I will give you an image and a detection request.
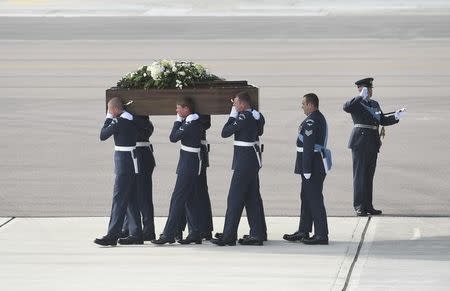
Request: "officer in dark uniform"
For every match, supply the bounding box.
[152,97,203,245]
[211,91,265,246]
[120,115,156,243]
[214,109,268,243]
[176,114,214,241]
[284,93,329,245]
[343,78,405,216]
[94,97,143,246]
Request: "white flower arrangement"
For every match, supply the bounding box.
[117,60,221,89]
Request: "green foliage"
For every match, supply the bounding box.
[116,61,222,89]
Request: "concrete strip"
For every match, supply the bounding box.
[0,217,360,291]
[330,217,369,291]
[347,217,450,290]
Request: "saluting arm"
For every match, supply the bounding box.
[100,118,118,141]
[343,96,363,113]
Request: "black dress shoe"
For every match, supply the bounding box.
[355,209,368,217]
[201,232,213,240]
[178,234,202,245]
[242,233,268,242]
[238,236,263,246]
[366,208,382,215]
[94,235,118,246]
[214,232,223,239]
[210,238,236,246]
[143,233,156,241]
[118,231,129,239]
[283,231,310,242]
[302,236,329,245]
[118,236,144,245]
[151,234,175,245]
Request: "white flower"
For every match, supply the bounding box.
[175,79,183,89]
[149,62,163,80]
[143,73,147,77]
[178,71,186,76]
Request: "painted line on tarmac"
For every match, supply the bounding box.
[341,216,371,291]
[0,217,15,228]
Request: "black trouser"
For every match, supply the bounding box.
[107,174,142,237]
[352,149,378,211]
[163,171,199,239]
[298,173,328,237]
[246,175,267,238]
[222,169,265,242]
[122,168,155,237]
[178,165,213,235]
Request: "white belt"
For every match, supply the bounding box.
[354,124,378,130]
[180,145,202,175]
[201,140,208,146]
[114,146,135,151]
[114,146,138,174]
[296,147,320,153]
[136,142,151,147]
[181,145,201,153]
[234,141,257,147]
[234,141,262,168]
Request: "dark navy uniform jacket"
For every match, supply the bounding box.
[222,110,260,173]
[134,115,156,174]
[100,112,137,175]
[199,114,211,168]
[295,110,327,175]
[343,96,398,152]
[170,115,202,175]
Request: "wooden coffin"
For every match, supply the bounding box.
[105,81,258,115]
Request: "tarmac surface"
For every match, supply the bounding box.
[1,15,450,217]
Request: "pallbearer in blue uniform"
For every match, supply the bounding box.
[152,97,203,245]
[215,109,268,243]
[176,114,214,241]
[211,91,265,246]
[284,93,329,245]
[343,78,406,216]
[119,115,156,243]
[94,97,142,246]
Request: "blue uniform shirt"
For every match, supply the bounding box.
[295,110,327,175]
[343,95,398,152]
[222,110,260,173]
[100,111,137,175]
[170,114,202,175]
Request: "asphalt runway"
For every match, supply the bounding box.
[1,16,449,217]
